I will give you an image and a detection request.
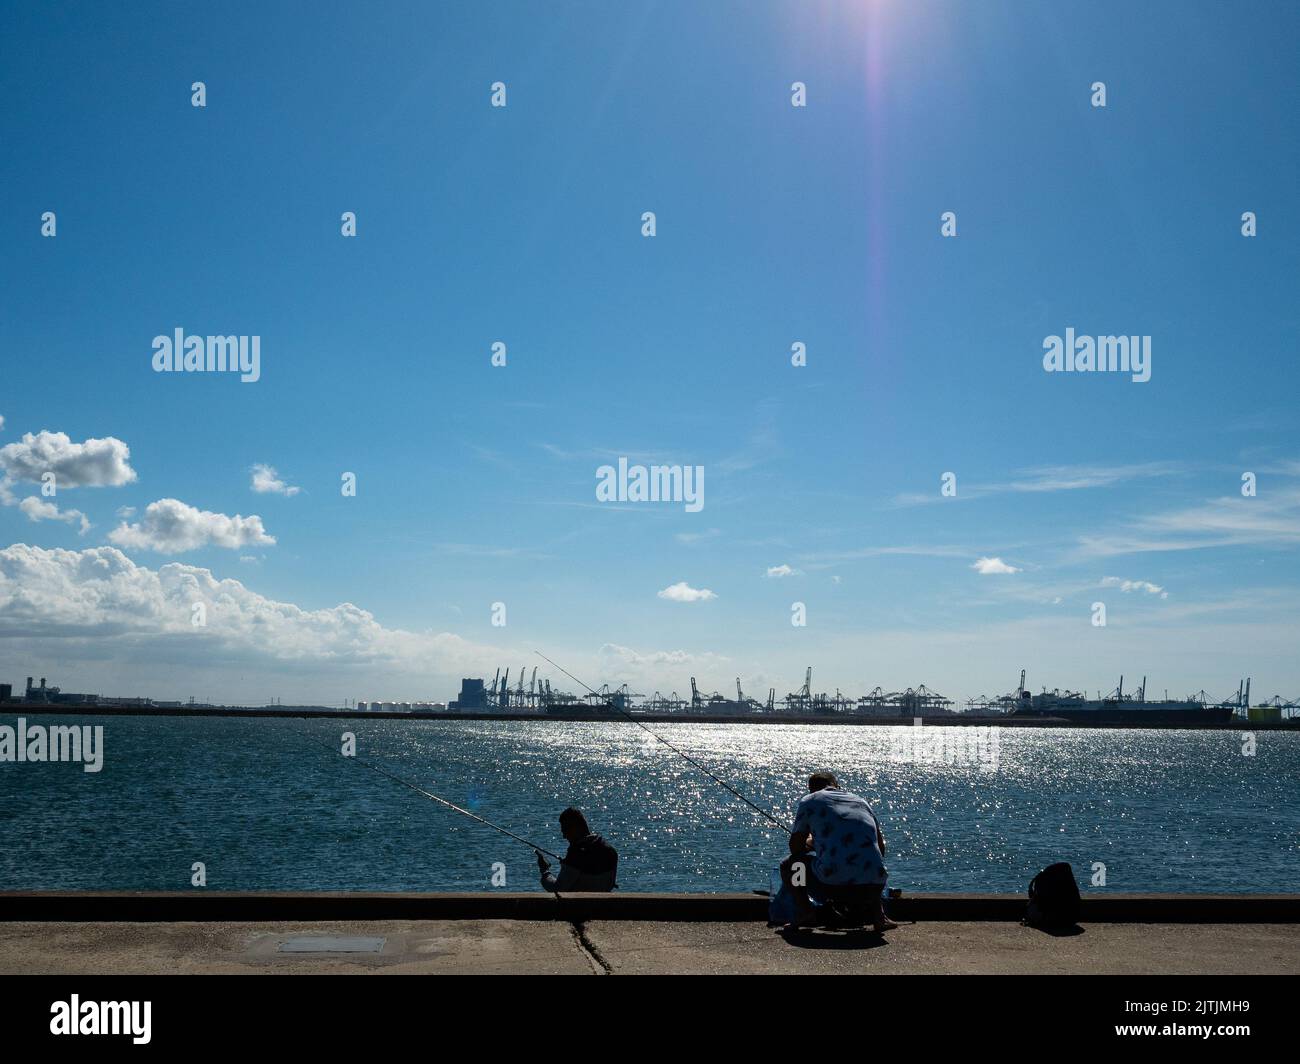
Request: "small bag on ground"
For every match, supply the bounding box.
[1025,862,1081,927]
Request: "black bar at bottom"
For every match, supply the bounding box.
[0,974,1290,1050]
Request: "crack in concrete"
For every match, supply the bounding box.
[569,921,611,975]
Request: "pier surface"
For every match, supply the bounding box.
[1,893,1296,975]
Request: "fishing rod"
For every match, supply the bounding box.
[294,728,561,860]
[534,651,791,833]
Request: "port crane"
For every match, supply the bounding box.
[785,667,813,713]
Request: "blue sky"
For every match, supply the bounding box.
[1,1,1298,706]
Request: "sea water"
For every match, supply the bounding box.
[0,715,1295,893]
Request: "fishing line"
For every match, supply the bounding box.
[534,651,791,833]
[293,728,561,860]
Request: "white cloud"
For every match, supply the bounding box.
[1003,463,1180,494]
[1101,576,1168,598]
[0,415,5,432]
[971,557,1020,575]
[675,528,721,544]
[892,462,1181,507]
[597,643,729,670]
[765,564,802,578]
[1076,488,1300,559]
[591,643,734,696]
[0,430,137,488]
[0,544,489,670]
[657,581,717,603]
[18,496,91,535]
[250,463,301,497]
[108,498,275,554]
[116,506,136,519]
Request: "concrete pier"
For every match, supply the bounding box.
[1,893,1296,975]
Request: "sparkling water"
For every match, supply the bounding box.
[1,715,1295,893]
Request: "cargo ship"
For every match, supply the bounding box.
[1003,670,1236,724]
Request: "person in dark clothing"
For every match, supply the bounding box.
[537,807,618,892]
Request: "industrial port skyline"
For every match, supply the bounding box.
[5,667,1293,722]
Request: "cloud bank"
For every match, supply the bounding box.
[0,544,481,669]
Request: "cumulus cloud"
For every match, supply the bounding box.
[657,581,717,603]
[1101,576,1168,598]
[971,556,1020,575]
[250,463,301,497]
[108,498,275,554]
[0,544,493,671]
[18,496,91,535]
[0,430,137,488]
[765,564,801,578]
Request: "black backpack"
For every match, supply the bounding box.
[1025,862,1081,927]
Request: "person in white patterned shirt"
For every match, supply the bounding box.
[786,771,896,930]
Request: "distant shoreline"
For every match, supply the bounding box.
[5,704,1295,730]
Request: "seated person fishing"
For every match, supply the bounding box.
[784,771,896,931]
[536,807,618,892]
